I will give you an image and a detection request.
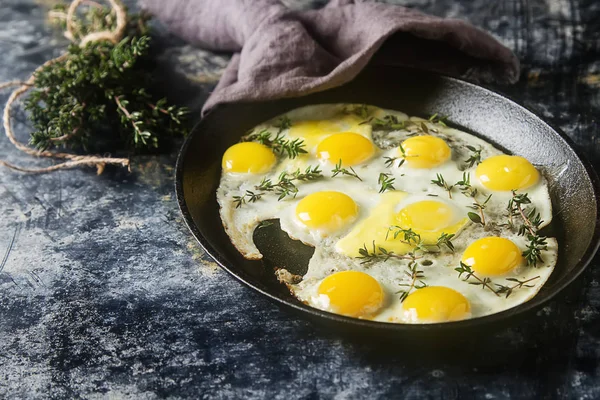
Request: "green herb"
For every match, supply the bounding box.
[387,227,455,254]
[357,242,417,264]
[232,190,263,208]
[436,233,455,252]
[386,226,422,245]
[495,276,541,298]
[506,191,547,267]
[331,159,362,181]
[420,122,430,134]
[455,262,499,296]
[256,166,323,201]
[464,145,482,167]
[246,130,307,159]
[431,173,454,198]
[367,115,406,131]
[344,104,371,119]
[274,116,292,133]
[23,4,188,153]
[378,172,396,193]
[428,113,448,127]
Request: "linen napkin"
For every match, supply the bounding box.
[140,0,520,114]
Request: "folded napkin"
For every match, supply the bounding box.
[140,0,520,114]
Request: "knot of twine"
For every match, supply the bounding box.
[0,0,130,174]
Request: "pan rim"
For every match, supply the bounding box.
[175,68,600,332]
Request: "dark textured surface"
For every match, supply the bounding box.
[1,0,599,399]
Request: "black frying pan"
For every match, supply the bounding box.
[175,66,600,341]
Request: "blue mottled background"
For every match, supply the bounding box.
[1,0,600,398]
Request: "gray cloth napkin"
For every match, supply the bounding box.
[141,0,520,114]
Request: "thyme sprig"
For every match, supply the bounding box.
[246,130,307,159]
[344,104,371,119]
[257,166,323,200]
[366,115,407,132]
[464,145,482,168]
[495,276,541,298]
[386,227,455,253]
[507,191,547,267]
[363,114,442,136]
[274,116,292,133]
[384,143,408,168]
[455,262,499,296]
[378,172,396,193]
[232,190,263,208]
[431,173,454,198]
[357,241,419,264]
[428,113,448,127]
[456,172,491,226]
[331,159,362,181]
[397,260,428,302]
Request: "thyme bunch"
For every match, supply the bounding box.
[23,2,189,153]
[331,160,362,181]
[232,165,323,207]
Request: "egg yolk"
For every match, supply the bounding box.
[394,200,466,244]
[295,191,358,232]
[287,116,371,150]
[400,135,451,169]
[222,142,276,174]
[316,132,375,166]
[461,237,523,276]
[402,286,471,322]
[318,271,384,318]
[475,155,539,191]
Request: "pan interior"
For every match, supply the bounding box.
[178,66,599,328]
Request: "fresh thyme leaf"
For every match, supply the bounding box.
[274,116,292,133]
[384,156,403,168]
[378,172,396,193]
[436,232,455,252]
[331,159,362,181]
[420,122,429,134]
[467,212,483,225]
[431,173,454,198]
[428,113,448,127]
[387,226,421,244]
[464,145,482,167]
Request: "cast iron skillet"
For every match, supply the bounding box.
[175,66,600,340]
